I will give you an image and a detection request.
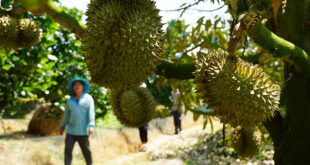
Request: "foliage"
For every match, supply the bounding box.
[0,6,109,118]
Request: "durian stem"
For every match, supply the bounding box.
[44,0,86,38]
[246,22,310,73]
[227,22,246,54]
[156,59,196,79]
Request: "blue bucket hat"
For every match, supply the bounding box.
[68,77,90,96]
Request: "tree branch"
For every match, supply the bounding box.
[263,111,283,147]
[156,59,195,79]
[240,51,273,64]
[44,0,86,38]
[189,5,225,12]
[161,0,203,12]
[11,0,18,16]
[246,22,310,73]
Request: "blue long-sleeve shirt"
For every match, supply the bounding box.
[61,93,95,136]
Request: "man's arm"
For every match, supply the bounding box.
[60,103,70,135]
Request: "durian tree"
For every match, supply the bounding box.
[1,0,310,164]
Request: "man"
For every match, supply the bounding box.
[138,124,148,152]
[171,87,184,134]
[59,77,95,165]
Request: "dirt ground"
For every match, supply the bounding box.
[0,113,221,165]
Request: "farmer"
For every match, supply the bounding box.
[138,124,148,152]
[171,87,184,134]
[59,77,95,165]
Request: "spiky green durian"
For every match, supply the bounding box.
[18,18,43,48]
[231,126,262,158]
[109,87,157,127]
[82,0,163,89]
[0,16,18,50]
[194,50,280,127]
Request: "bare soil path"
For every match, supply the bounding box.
[0,113,221,165]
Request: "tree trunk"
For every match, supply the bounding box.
[274,68,310,164]
[272,0,310,164]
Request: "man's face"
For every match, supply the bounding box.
[73,81,84,95]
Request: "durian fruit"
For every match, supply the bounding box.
[231,126,262,158]
[0,16,19,50]
[109,87,157,127]
[194,50,280,127]
[19,0,48,15]
[82,0,163,90]
[17,18,43,48]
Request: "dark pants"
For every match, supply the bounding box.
[138,124,148,144]
[65,134,92,165]
[172,110,182,134]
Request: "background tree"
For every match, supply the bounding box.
[0,0,109,132]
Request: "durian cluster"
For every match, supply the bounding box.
[0,16,42,50]
[109,87,157,128]
[231,126,262,158]
[82,0,163,90]
[194,50,280,128]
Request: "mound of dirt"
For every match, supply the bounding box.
[27,106,63,136]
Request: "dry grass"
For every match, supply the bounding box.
[31,150,54,165]
[0,112,212,165]
[0,119,28,134]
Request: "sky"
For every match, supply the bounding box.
[59,0,231,26]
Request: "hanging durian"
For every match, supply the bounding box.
[18,18,43,48]
[231,126,261,158]
[109,87,157,127]
[194,50,280,127]
[82,0,163,89]
[0,16,42,50]
[0,16,19,50]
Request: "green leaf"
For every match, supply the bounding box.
[193,112,201,121]
[2,64,11,70]
[205,20,212,31]
[22,87,32,92]
[12,55,20,61]
[202,115,208,130]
